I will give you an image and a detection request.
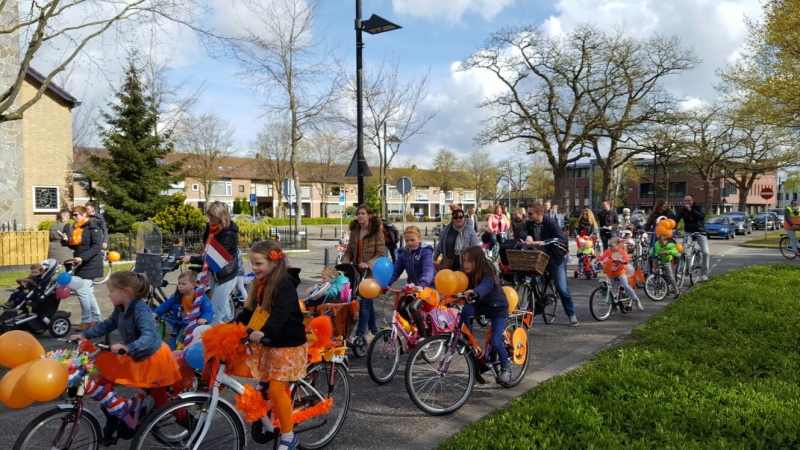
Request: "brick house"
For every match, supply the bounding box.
[0,67,80,229]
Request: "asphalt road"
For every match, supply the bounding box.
[0,233,787,449]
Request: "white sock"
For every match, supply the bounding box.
[278,431,296,450]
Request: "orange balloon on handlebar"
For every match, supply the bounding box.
[435,269,458,296]
[107,251,121,262]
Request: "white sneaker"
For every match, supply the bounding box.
[699,275,709,282]
[569,315,579,327]
[635,299,644,311]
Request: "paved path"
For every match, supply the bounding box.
[0,236,789,449]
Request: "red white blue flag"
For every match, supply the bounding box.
[204,235,233,273]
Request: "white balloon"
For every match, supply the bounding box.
[68,277,85,290]
[185,324,211,350]
[625,264,635,277]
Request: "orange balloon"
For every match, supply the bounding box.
[656,226,669,238]
[675,244,684,253]
[503,286,519,313]
[453,271,469,294]
[0,360,36,408]
[0,331,45,368]
[667,219,676,229]
[23,358,68,402]
[435,269,458,296]
[358,279,382,299]
[107,251,121,262]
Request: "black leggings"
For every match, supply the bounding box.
[397,296,427,338]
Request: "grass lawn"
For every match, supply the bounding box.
[0,263,135,288]
[741,230,785,248]
[439,264,800,450]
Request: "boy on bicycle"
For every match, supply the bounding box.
[652,234,680,299]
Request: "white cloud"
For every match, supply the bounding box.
[392,0,515,23]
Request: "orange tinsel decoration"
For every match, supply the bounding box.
[201,322,249,363]
[273,397,334,428]
[235,384,268,422]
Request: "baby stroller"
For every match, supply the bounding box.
[0,259,72,338]
[574,235,597,279]
[305,263,365,357]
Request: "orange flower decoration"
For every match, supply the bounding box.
[269,250,283,261]
[235,384,268,422]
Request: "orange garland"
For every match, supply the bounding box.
[235,384,268,422]
[202,322,249,363]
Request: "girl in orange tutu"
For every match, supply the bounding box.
[234,240,307,450]
[70,271,182,446]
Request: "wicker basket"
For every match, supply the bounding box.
[505,250,550,275]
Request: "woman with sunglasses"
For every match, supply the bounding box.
[69,206,104,331]
[433,209,480,271]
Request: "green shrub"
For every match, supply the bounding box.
[149,203,206,234]
[267,218,343,226]
[38,220,54,231]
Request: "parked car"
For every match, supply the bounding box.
[722,212,752,235]
[705,216,736,240]
[753,212,779,230]
[769,208,787,228]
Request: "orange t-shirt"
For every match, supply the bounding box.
[600,248,629,278]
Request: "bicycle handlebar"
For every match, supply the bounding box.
[242,328,271,347]
[62,339,127,356]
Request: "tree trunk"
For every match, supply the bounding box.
[552,166,568,211]
[703,178,716,214]
[734,175,755,212]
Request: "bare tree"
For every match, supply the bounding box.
[174,113,238,209]
[463,149,498,211]
[300,132,351,217]
[252,122,294,218]
[226,0,338,231]
[526,154,554,203]
[333,57,437,214]
[497,156,530,207]
[141,54,206,139]
[0,0,206,122]
[432,149,462,195]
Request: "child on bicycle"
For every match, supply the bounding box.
[596,237,643,311]
[653,233,681,299]
[386,226,435,339]
[304,265,349,307]
[152,271,213,344]
[235,240,306,450]
[461,245,511,386]
[3,263,43,309]
[70,271,183,446]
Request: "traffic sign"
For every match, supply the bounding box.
[339,192,345,205]
[396,177,412,195]
[249,193,257,207]
[760,187,774,200]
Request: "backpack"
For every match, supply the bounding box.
[382,221,399,245]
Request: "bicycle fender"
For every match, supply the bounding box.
[55,404,103,431]
[176,392,247,429]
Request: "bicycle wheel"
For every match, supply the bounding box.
[541,279,558,324]
[645,274,668,301]
[780,236,797,260]
[688,254,703,285]
[589,286,613,321]
[502,318,529,387]
[14,406,102,450]
[515,283,532,312]
[405,336,475,416]
[295,362,351,450]
[367,329,401,385]
[131,396,245,450]
[674,257,686,289]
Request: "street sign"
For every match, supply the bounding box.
[339,192,345,205]
[282,178,296,204]
[761,188,774,200]
[396,177,412,195]
[345,152,372,177]
[249,193,257,207]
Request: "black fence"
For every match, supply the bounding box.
[0,220,21,232]
[107,227,308,261]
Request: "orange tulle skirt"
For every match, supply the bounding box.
[93,343,183,388]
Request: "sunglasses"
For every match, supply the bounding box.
[453,215,465,219]
[71,213,80,217]
[527,213,536,216]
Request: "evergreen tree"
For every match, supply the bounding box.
[84,61,181,232]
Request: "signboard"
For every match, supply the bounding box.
[345,152,372,177]
[396,177,412,195]
[282,178,296,204]
[249,193,257,207]
[339,192,345,206]
[760,188,774,200]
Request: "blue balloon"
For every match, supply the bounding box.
[184,342,205,370]
[372,257,393,288]
[56,272,72,286]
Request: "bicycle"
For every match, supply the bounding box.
[505,239,564,325]
[13,340,188,450]
[630,230,652,288]
[589,275,635,321]
[644,262,671,301]
[673,232,704,287]
[366,286,456,385]
[132,327,351,450]
[403,293,532,416]
[779,233,798,260]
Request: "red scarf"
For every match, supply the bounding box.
[208,223,221,238]
[69,218,89,246]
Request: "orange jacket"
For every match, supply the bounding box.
[599,248,629,278]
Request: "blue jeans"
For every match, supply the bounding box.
[356,298,378,337]
[75,277,102,324]
[788,229,798,253]
[460,303,509,366]
[683,234,710,276]
[208,276,236,325]
[548,258,576,317]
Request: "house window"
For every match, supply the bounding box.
[325,203,343,215]
[33,186,59,212]
[669,182,688,198]
[387,186,402,200]
[210,181,232,196]
[721,183,737,197]
[416,190,429,201]
[329,186,341,196]
[349,188,355,195]
[639,183,655,199]
[446,190,454,201]
[238,185,245,192]
[464,190,475,201]
[584,187,590,198]
[432,190,438,197]
[301,187,311,198]
[192,184,199,191]
[255,184,273,197]
[387,203,403,214]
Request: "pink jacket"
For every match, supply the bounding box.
[485,214,509,235]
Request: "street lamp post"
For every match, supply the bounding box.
[382,122,401,215]
[353,1,401,206]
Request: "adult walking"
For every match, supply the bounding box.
[676,195,709,282]
[85,201,108,250]
[485,205,509,245]
[69,206,103,331]
[433,208,480,272]
[48,210,73,262]
[575,208,598,238]
[784,200,800,257]
[596,201,619,252]
[518,202,579,327]
[341,204,386,340]
[549,203,565,230]
[619,208,633,232]
[509,208,526,241]
[181,201,239,325]
[644,199,676,231]
[466,207,479,233]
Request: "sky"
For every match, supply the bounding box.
[39,0,764,168]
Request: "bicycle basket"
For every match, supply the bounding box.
[505,250,550,275]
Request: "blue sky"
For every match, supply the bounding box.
[51,0,763,166]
